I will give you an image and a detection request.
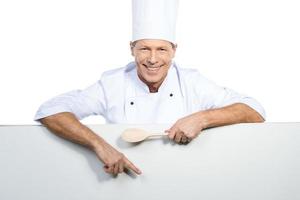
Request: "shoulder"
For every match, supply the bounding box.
[175,63,210,84]
[100,62,135,83]
[101,67,125,80]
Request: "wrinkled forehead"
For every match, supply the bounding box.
[132,39,175,48]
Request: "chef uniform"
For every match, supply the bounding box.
[34,0,266,123]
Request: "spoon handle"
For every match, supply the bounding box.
[148,132,168,137]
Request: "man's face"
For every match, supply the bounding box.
[131,39,176,91]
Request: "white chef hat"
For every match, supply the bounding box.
[132,0,179,44]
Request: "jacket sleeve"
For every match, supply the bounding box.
[34,80,107,121]
[193,72,266,119]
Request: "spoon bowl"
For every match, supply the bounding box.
[121,128,167,143]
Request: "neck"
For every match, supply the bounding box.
[137,74,164,93]
[146,80,164,93]
[148,84,160,93]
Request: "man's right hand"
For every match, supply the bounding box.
[92,140,142,176]
[40,112,141,176]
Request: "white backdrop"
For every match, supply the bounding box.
[0,0,299,124]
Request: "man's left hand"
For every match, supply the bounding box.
[165,112,206,144]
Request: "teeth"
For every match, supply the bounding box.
[145,65,160,71]
[147,67,159,71]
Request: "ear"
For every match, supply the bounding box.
[171,43,177,58]
[130,41,135,56]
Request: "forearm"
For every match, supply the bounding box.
[40,112,105,150]
[40,112,141,175]
[199,103,264,129]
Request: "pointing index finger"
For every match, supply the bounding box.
[124,158,142,175]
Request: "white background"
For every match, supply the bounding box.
[0,0,299,124]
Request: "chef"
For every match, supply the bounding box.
[35,0,265,176]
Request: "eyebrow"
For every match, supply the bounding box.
[137,45,171,49]
[132,41,175,49]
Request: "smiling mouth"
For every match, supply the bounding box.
[143,64,162,72]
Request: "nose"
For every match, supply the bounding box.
[147,51,158,65]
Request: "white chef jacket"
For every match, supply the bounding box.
[34,62,266,124]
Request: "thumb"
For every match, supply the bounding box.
[167,128,177,140]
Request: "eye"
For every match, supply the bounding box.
[159,48,167,51]
[139,47,148,51]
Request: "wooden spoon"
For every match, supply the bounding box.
[121,128,167,143]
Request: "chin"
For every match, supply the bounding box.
[144,78,160,85]
[138,69,166,86]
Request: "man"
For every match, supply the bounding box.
[35,0,265,176]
